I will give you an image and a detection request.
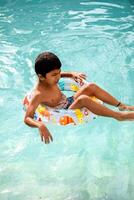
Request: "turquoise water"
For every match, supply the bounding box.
[0,0,134,199]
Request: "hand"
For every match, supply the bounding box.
[71,72,86,82]
[38,123,53,144]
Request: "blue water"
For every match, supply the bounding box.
[0,0,134,199]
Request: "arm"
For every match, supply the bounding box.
[24,94,53,144]
[61,71,73,78]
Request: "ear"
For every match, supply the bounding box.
[38,74,45,81]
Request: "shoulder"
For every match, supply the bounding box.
[31,90,42,103]
[32,90,41,100]
[24,90,42,117]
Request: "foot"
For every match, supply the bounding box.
[118,103,134,111]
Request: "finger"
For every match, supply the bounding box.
[80,74,86,79]
[74,77,79,82]
[77,77,83,81]
[45,138,47,144]
[39,131,44,142]
[74,77,81,83]
[50,134,53,142]
[81,73,86,77]
[47,140,50,144]
[45,138,50,144]
[41,135,43,142]
[80,73,85,75]
[77,76,82,80]
[82,75,86,79]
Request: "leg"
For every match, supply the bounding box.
[74,83,134,111]
[69,95,134,121]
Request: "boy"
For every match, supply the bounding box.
[24,52,134,144]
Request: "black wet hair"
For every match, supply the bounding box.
[35,52,61,77]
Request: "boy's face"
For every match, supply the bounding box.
[45,69,61,85]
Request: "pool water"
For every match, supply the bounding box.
[0,0,134,199]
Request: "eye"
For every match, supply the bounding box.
[52,73,60,76]
[52,70,61,76]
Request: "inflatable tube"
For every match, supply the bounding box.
[23,78,102,125]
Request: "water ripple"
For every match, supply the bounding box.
[13,28,33,35]
[80,2,124,9]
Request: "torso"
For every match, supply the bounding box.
[34,84,66,108]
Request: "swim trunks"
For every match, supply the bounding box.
[64,96,74,109]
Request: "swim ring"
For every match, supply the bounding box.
[23,78,102,125]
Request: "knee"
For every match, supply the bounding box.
[88,83,98,92]
[77,95,91,105]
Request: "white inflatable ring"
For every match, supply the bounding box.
[23,78,102,125]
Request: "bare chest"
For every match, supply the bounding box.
[41,88,62,107]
